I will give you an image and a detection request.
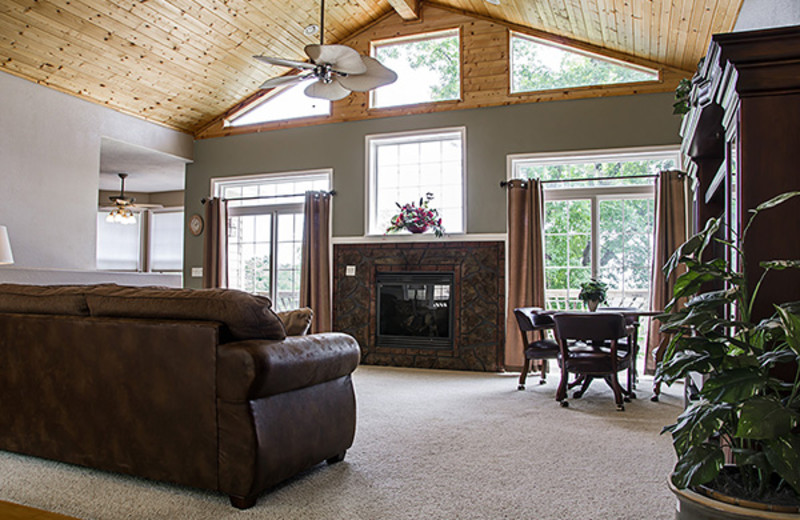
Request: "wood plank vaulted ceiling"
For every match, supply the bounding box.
[0,0,743,135]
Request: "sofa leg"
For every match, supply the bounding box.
[326,450,346,464]
[229,494,257,509]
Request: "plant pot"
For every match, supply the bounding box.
[406,223,430,234]
[669,479,800,520]
[586,299,600,312]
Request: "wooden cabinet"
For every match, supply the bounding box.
[681,25,800,321]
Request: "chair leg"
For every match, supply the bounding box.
[556,368,569,406]
[573,376,592,399]
[609,373,625,411]
[651,380,661,402]
[518,359,531,390]
[539,360,548,384]
[625,364,636,401]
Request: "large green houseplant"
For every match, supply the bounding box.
[657,191,800,515]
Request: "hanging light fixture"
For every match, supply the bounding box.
[106,206,137,225]
[106,173,137,225]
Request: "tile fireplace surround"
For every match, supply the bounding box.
[333,241,505,372]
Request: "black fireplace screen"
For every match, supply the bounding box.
[376,272,454,348]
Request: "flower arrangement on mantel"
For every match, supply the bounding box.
[386,193,445,237]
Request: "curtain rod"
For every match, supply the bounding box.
[201,190,336,204]
[500,174,659,188]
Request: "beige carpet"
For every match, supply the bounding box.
[0,366,684,519]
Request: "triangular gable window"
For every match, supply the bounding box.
[228,81,331,127]
[510,32,659,94]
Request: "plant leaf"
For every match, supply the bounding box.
[734,449,771,475]
[758,349,798,368]
[736,396,797,440]
[765,435,800,495]
[775,305,800,355]
[754,191,800,212]
[761,260,800,271]
[657,339,727,382]
[699,367,765,403]
[663,218,720,278]
[665,400,731,456]
[671,442,724,489]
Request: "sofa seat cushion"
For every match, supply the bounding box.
[86,286,286,341]
[216,333,361,401]
[0,284,90,316]
[276,308,313,336]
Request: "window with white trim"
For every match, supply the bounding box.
[227,81,331,127]
[367,128,465,236]
[96,208,184,272]
[213,171,330,311]
[510,32,659,94]
[510,147,679,310]
[371,30,460,108]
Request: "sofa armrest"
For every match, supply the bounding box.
[217,333,360,401]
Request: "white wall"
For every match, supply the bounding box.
[0,71,193,276]
[734,0,800,31]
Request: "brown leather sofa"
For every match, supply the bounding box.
[0,283,360,509]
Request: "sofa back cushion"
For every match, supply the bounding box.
[0,284,90,316]
[86,286,286,341]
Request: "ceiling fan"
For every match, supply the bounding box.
[101,173,161,224]
[253,0,397,101]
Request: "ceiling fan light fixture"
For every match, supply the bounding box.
[106,172,137,225]
[106,207,137,225]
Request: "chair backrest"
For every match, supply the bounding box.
[552,312,627,343]
[599,307,638,325]
[513,307,554,333]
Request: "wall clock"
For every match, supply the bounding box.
[189,214,204,236]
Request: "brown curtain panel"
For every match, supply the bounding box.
[300,191,332,333]
[202,197,228,289]
[505,179,546,368]
[645,170,688,374]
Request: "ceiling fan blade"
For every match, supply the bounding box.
[258,74,310,90]
[304,79,351,101]
[305,44,367,74]
[253,55,315,70]
[337,56,398,92]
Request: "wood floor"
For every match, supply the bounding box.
[0,501,78,520]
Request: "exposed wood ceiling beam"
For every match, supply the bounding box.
[387,0,420,20]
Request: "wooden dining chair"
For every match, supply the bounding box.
[598,306,639,398]
[552,312,633,411]
[513,307,560,390]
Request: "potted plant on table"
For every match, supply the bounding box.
[657,192,800,518]
[386,192,445,237]
[578,279,608,311]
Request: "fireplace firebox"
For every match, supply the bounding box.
[376,272,454,348]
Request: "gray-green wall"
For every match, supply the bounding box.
[184,92,681,287]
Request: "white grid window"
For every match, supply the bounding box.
[510,147,679,310]
[214,171,330,311]
[367,128,465,236]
